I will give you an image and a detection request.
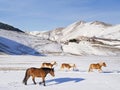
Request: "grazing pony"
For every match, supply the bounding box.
[88,62,106,72]
[41,61,57,68]
[60,63,76,71]
[23,67,55,86]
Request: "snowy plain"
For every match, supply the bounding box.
[0,55,120,90]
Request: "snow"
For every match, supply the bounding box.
[59,21,120,41]
[0,21,120,89]
[0,21,120,56]
[0,30,62,55]
[0,55,120,90]
[29,21,120,42]
[28,21,120,42]
[27,21,120,56]
[62,41,101,55]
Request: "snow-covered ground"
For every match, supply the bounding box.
[0,55,120,90]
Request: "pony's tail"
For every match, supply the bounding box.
[23,69,29,85]
[88,66,91,72]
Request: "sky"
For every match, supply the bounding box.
[0,0,120,31]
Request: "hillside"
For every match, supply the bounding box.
[0,29,62,55]
[0,22,24,33]
[29,21,120,56]
[0,21,120,56]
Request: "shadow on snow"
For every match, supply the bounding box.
[46,77,85,86]
[0,36,44,56]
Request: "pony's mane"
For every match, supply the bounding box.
[99,61,105,66]
[41,67,54,71]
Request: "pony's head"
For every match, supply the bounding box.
[51,61,57,65]
[49,68,55,77]
[102,62,107,67]
[99,62,106,67]
[51,61,57,68]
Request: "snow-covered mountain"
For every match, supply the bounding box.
[0,29,62,55]
[30,21,120,41]
[29,21,120,56]
[0,21,120,56]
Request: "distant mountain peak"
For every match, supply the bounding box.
[90,21,112,27]
[74,21,86,26]
[54,27,65,31]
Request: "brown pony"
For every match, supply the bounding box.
[60,63,76,70]
[23,67,55,86]
[41,61,57,68]
[88,62,106,72]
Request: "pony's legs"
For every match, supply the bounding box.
[68,68,71,71]
[40,77,46,86]
[32,77,36,84]
[42,77,45,86]
[25,75,30,85]
[88,66,93,72]
[39,77,45,86]
[98,69,102,72]
[60,66,63,70]
[88,68,92,72]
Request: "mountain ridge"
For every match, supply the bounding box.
[29,21,120,41]
[0,21,120,56]
[28,20,120,56]
[0,22,24,33]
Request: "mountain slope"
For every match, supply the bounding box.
[29,21,120,56]
[0,29,62,55]
[60,21,118,41]
[0,21,120,56]
[0,22,24,33]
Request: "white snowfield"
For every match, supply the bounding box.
[0,55,120,90]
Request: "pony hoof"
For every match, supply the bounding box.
[39,82,42,84]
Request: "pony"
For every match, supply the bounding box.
[60,63,76,71]
[88,62,106,72]
[23,67,55,86]
[41,61,57,68]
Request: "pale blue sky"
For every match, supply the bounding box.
[0,0,120,31]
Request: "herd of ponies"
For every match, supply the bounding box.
[23,61,107,86]
[41,61,106,72]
